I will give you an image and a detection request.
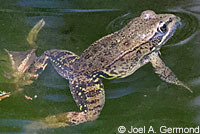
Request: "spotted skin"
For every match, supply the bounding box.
[28,49,105,127]
[47,50,78,79]
[101,40,156,78]
[28,49,78,80]
[26,10,192,128]
[42,75,105,128]
[68,76,104,123]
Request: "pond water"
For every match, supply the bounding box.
[0,0,200,133]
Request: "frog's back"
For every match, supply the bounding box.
[76,14,159,73]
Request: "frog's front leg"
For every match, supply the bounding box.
[149,52,193,93]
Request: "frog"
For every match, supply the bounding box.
[26,10,192,128]
[2,19,45,95]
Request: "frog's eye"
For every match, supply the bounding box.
[158,24,167,33]
[168,17,172,23]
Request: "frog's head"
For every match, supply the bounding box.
[123,10,182,52]
[139,10,182,49]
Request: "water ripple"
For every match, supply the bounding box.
[0,119,45,134]
[106,12,145,32]
[106,88,134,99]
[164,30,199,47]
[26,16,64,28]
[43,94,67,102]
[190,95,200,125]
[182,3,200,15]
[0,8,120,16]
[18,0,67,8]
[106,12,132,32]
[164,11,199,47]
[189,77,200,87]
[190,96,200,107]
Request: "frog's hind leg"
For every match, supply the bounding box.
[28,49,79,80]
[150,52,193,93]
[4,19,45,73]
[41,76,105,128]
[5,49,37,73]
[46,49,79,79]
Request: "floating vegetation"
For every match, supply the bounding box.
[0,90,10,101]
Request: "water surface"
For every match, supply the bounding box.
[0,0,200,133]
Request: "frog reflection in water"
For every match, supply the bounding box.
[11,10,193,128]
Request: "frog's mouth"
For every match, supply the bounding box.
[152,21,182,51]
[161,21,182,45]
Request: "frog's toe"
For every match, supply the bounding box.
[25,121,47,131]
[22,80,34,86]
[177,81,193,93]
[41,113,70,128]
[26,73,39,80]
[27,19,45,48]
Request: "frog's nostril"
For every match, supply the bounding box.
[169,17,172,22]
[176,21,183,28]
[175,16,181,22]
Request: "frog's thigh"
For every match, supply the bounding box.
[69,77,105,124]
[41,76,105,127]
[47,49,79,79]
[149,52,192,93]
